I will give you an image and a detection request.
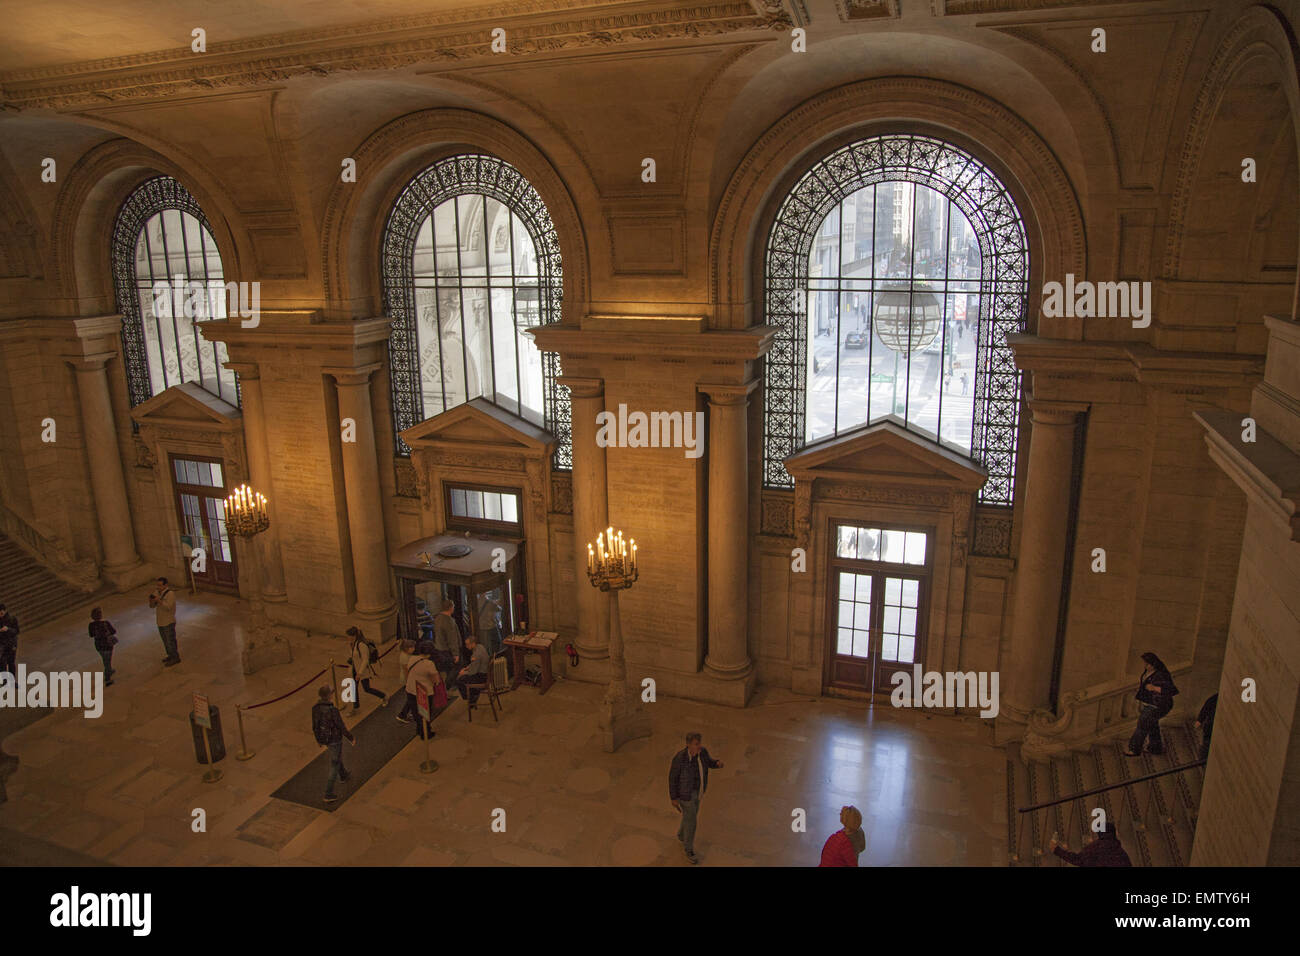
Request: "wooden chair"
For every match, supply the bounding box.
[466,655,505,723]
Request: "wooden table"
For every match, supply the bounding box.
[504,631,558,695]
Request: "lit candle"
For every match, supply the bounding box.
[631,540,637,573]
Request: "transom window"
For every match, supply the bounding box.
[111,176,238,408]
[764,134,1028,505]
[445,482,522,534]
[383,154,570,468]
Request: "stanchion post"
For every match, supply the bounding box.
[200,725,222,783]
[420,715,438,774]
[235,703,255,761]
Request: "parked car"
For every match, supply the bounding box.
[844,330,869,350]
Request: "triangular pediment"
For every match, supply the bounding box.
[785,417,987,491]
[401,398,555,458]
[129,382,241,430]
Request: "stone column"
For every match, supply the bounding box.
[559,375,610,661]
[327,364,396,628]
[67,353,143,584]
[225,364,286,603]
[699,381,758,690]
[1001,398,1088,727]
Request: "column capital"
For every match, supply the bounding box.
[64,351,116,373]
[698,379,759,406]
[1027,397,1089,426]
[557,374,604,399]
[324,363,382,387]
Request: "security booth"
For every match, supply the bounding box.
[391,533,525,660]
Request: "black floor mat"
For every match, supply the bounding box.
[270,692,454,812]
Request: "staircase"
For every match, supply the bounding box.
[0,532,105,630]
[1007,720,1206,866]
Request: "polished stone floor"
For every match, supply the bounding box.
[0,586,1007,866]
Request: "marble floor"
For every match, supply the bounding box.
[0,586,1008,866]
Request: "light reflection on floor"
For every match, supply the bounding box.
[0,588,1007,866]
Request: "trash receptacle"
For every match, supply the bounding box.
[189,705,226,764]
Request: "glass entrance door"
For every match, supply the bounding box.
[170,455,237,590]
[826,524,930,694]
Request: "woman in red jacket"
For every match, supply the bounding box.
[819,805,865,866]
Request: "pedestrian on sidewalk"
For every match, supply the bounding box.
[0,602,18,678]
[668,732,725,864]
[148,577,180,665]
[312,685,354,804]
[88,607,118,686]
[346,625,387,713]
[818,805,865,867]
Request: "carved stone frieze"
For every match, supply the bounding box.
[972,507,1013,557]
[818,482,951,510]
[1,2,790,110]
[761,493,795,537]
[550,471,573,515]
[393,458,420,499]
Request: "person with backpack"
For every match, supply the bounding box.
[312,685,354,804]
[1124,651,1179,757]
[88,607,118,686]
[346,625,387,713]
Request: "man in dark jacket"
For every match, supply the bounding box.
[0,603,18,678]
[1196,693,1218,761]
[433,599,462,686]
[1050,824,1132,867]
[668,732,724,864]
[312,686,354,804]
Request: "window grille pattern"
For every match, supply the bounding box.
[764,134,1028,504]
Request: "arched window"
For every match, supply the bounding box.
[382,153,569,466]
[763,134,1028,505]
[111,175,238,408]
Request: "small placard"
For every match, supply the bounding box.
[193,692,211,729]
[416,684,430,722]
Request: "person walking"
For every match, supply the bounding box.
[818,805,866,867]
[88,607,118,686]
[346,626,387,713]
[148,577,180,665]
[433,598,462,686]
[0,602,18,679]
[1050,824,1132,867]
[396,640,420,723]
[667,732,725,864]
[1196,693,1218,762]
[406,650,444,739]
[1124,651,1178,757]
[312,685,354,804]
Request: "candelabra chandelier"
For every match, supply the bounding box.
[587,526,638,592]
[225,483,269,538]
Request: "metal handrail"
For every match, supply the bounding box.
[1017,758,1206,814]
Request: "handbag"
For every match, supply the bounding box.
[433,681,449,710]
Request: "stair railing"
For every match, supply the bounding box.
[1012,756,1205,866]
[1022,661,1194,757]
[0,501,100,593]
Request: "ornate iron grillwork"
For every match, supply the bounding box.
[110,175,239,412]
[763,134,1028,505]
[381,153,569,468]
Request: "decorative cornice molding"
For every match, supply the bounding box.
[0,2,789,111]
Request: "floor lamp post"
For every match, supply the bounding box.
[587,526,651,753]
